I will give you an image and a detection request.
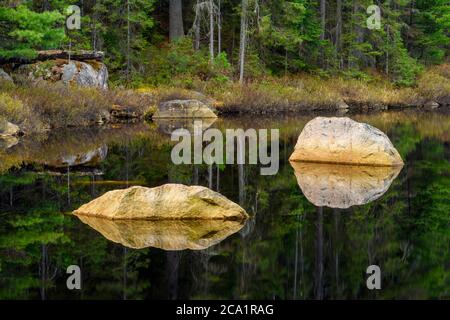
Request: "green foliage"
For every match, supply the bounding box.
[141,38,232,87]
[0,0,447,86]
[408,0,450,65]
[0,5,65,59]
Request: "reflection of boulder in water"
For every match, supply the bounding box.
[290,162,402,209]
[76,215,246,250]
[0,136,19,149]
[43,145,108,168]
[154,118,217,136]
[73,184,248,250]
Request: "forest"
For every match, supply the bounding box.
[0,0,448,87]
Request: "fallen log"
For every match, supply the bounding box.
[0,50,105,64]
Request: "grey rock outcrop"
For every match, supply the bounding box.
[0,68,13,83]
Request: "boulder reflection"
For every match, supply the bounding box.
[290,161,402,209]
[153,118,217,136]
[76,215,246,250]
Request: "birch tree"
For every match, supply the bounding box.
[239,0,248,84]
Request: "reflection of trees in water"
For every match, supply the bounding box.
[0,115,448,299]
[314,207,324,300]
[167,251,180,300]
[39,244,57,300]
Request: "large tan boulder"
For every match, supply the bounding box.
[289,117,404,166]
[291,162,402,209]
[76,216,245,250]
[74,184,248,220]
[153,100,217,118]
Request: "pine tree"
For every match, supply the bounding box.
[0,5,65,59]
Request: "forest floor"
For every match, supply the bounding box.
[1,64,449,135]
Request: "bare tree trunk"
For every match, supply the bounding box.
[217,0,222,55]
[92,0,97,51]
[126,0,131,83]
[320,0,326,66]
[239,0,248,84]
[194,1,200,50]
[335,0,342,68]
[385,25,390,75]
[320,0,326,41]
[169,0,184,41]
[209,0,215,62]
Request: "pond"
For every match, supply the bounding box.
[0,110,449,300]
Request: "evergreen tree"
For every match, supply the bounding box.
[0,4,65,59]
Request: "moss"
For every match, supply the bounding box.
[85,59,104,71]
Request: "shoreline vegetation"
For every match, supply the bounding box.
[1,63,450,135]
[1,1,449,136]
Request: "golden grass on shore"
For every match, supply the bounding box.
[138,64,450,113]
[1,64,449,135]
[0,82,154,133]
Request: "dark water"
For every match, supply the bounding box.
[0,110,448,300]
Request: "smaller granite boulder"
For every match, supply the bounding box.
[153,100,218,118]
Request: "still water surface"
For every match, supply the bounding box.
[0,110,448,299]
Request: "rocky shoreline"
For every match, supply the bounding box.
[1,50,449,140]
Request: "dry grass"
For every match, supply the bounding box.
[1,65,449,134]
[0,81,155,133]
[148,65,450,114]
